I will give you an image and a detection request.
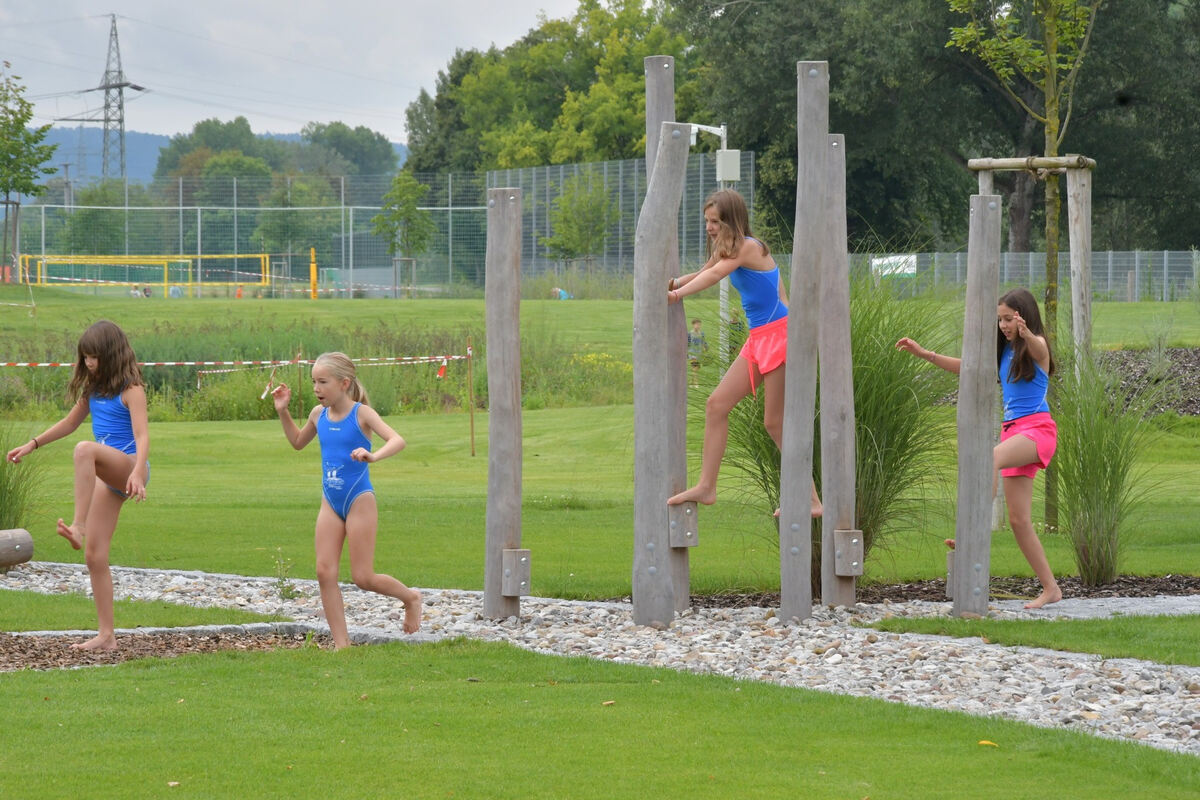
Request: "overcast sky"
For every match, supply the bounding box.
[1,0,583,144]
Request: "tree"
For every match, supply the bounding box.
[406,0,696,171]
[539,170,619,266]
[371,171,436,261]
[948,0,1103,347]
[301,122,397,176]
[0,62,57,270]
[948,1,1103,527]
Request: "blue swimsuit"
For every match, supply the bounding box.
[90,391,148,496]
[317,403,374,521]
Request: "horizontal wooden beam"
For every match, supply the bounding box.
[968,155,1095,172]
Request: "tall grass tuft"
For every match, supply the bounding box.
[0,424,46,536]
[718,276,958,584]
[1054,347,1170,585]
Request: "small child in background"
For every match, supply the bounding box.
[687,317,708,386]
[272,352,422,648]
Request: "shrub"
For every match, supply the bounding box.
[0,424,46,533]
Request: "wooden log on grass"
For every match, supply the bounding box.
[0,528,34,567]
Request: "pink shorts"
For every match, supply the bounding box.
[1000,411,1057,479]
[737,316,788,394]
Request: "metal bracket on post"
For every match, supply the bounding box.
[501,549,531,597]
[668,503,698,548]
[833,529,863,577]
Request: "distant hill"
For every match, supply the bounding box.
[37,127,409,185]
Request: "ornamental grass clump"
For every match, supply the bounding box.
[1054,347,1170,585]
[718,276,958,581]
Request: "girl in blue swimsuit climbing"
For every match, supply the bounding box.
[272,352,422,647]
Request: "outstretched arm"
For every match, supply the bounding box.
[6,398,89,463]
[895,337,961,374]
[353,406,406,463]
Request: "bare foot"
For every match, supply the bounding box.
[57,518,84,550]
[944,538,956,550]
[1023,587,1063,609]
[70,634,117,651]
[403,590,423,634]
[668,486,716,506]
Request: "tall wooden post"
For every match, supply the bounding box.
[952,194,1001,617]
[645,55,694,614]
[1066,158,1093,354]
[483,188,527,620]
[819,134,858,607]
[779,62,826,621]
[632,121,692,627]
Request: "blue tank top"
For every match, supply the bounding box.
[317,403,372,494]
[1000,345,1050,421]
[727,240,786,328]
[90,392,136,454]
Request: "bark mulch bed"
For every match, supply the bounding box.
[0,631,333,673]
[692,573,1200,609]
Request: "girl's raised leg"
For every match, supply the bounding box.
[58,441,135,550]
[314,502,351,649]
[668,357,754,506]
[71,481,126,650]
[1002,473,1061,608]
[344,494,422,633]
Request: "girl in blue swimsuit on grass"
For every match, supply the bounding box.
[6,320,149,651]
[272,352,422,647]
[666,189,822,517]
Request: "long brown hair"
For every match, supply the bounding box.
[996,288,1055,382]
[313,352,370,406]
[703,189,768,261]
[68,320,142,401]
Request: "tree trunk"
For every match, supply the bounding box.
[1042,7,1062,528]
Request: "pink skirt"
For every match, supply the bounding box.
[737,316,788,394]
[1000,411,1057,478]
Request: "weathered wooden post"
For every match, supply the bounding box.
[632,120,692,627]
[819,134,859,607]
[1066,156,1093,353]
[952,194,1001,617]
[645,55,695,614]
[483,188,529,620]
[778,61,826,621]
[0,528,33,569]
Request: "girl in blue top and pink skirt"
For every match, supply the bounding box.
[666,189,822,518]
[896,287,1062,609]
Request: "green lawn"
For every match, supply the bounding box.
[1,638,1195,800]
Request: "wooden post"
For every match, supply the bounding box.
[632,120,692,627]
[644,55,694,614]
[779,61,826,622]
[952,194,1001,617]
[819,134,856,607]
[1066,160,1093,354]
[0,528,34,568]
[483,188,525,620]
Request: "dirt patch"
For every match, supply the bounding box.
[0,630,333,673]
[691,573,1200,609]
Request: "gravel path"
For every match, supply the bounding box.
[3,561,1198,758]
